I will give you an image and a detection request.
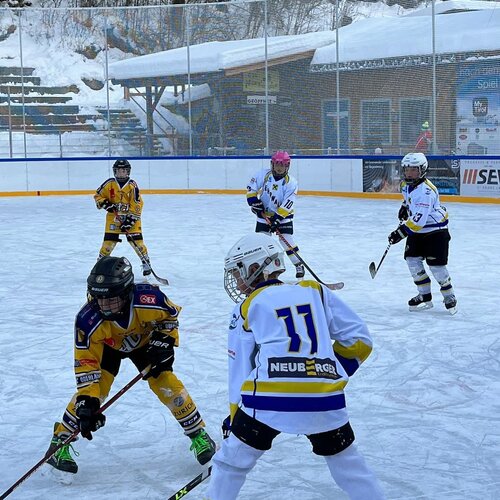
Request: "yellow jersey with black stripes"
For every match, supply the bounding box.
[94,177,144,233]
[74,283,180,399]
[227,279,373,435]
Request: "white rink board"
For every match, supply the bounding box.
[0,157,362,193]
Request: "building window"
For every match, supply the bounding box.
[361,99,390,151]
[400,98,431,145]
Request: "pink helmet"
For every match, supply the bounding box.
[271,151,291,180]
[271,150,291,166]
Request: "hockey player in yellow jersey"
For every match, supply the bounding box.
[45,257,215,475]
[207,233,385,500]
[94,159,152,276]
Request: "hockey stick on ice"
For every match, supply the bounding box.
[264,216,344,290]
[369,243,391,279]
[0,367,150,500]
[166,466,212,500]
[114,212,170,286]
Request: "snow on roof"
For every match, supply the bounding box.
[108,31,336,81]
[403,0,497,17]
[312,8,500,66]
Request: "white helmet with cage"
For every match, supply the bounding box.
[401,152,428,186]
[224,233,285,302]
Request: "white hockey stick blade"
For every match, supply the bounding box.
[151,270,169,286]
[325,281,344,290]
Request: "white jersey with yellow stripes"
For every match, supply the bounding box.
[401,179,449,234]
[227,279,373,435]
[246,168,298,221]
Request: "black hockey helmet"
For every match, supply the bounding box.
[112,159,131,182]
[87,257,134,318]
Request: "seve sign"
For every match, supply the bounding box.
[460,159,500,197]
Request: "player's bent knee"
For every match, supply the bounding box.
[308,421,355,456]
[231,408,280,451]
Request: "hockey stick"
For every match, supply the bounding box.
[114,212,169,286]
[369,243,391,279]
[166,466,212,500]
[0,367,149,500]
[264,216,344,290]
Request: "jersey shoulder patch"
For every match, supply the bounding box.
[75,302,103,349]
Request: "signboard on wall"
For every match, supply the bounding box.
[460,159,500,197]
[456,62,500,155]
[363,159,460,195]
[243,70,280,93]
[246,95,277,105]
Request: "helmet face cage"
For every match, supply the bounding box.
[402,152,428,186]
[224,234,286,303]
[271,151,291,180]
[113,159,131,182]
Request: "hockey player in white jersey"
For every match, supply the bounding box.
[206,233,385,500]
[388,152,457,314]
[246,150,305,279]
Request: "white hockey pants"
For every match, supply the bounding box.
[206,435,385,500]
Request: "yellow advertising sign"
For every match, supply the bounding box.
[243,70,280,92]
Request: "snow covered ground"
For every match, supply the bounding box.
[0,194,499,500]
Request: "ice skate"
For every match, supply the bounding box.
[295,263,305,279]
[408,293,433,311]
[46,424,78,475]
[142,261,152,277]
[189,428,216,465]
[444,295,457,315]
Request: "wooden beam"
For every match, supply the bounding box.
[224,51,314,76]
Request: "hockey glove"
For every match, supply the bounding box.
[144,331,175,379]
[250,199,265,218]
[269,214,282,233]
[398,204,409,222]
[221,415,231,439]
[99,199,117,213]
[388,225,407,245]
[75,395,106,440]
[120,214,137,232]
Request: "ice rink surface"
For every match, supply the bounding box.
[0,193,498,500]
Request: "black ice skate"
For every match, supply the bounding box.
[444,295,458,315]
[189,428,216,465]
[295,263,305,279]
[46,424,78,474]
[408,293,433,312]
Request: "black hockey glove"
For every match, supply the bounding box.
[75,395,106,440]
[120,214,136,232]
[269,214,281,233]
[99,199,117,213]
[144,331,175,379]
[398,204,409,222]
[388,225,407,245]
[221,415,231,439]
[250,199,265,218]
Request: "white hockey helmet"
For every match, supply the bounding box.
[224,233,285,302]
[401,152,428,186]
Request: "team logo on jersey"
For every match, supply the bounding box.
[139,294,157,305]
[229,313,239,330]
[272,183,278,190]
[268,356,341,380]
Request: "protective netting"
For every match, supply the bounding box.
[0,0,499,158]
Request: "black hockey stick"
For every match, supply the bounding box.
[114,212,169,285]
[369,243,391,279]
[0,368,149,500]
[264,216,344,290]
[166,466,212,500]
